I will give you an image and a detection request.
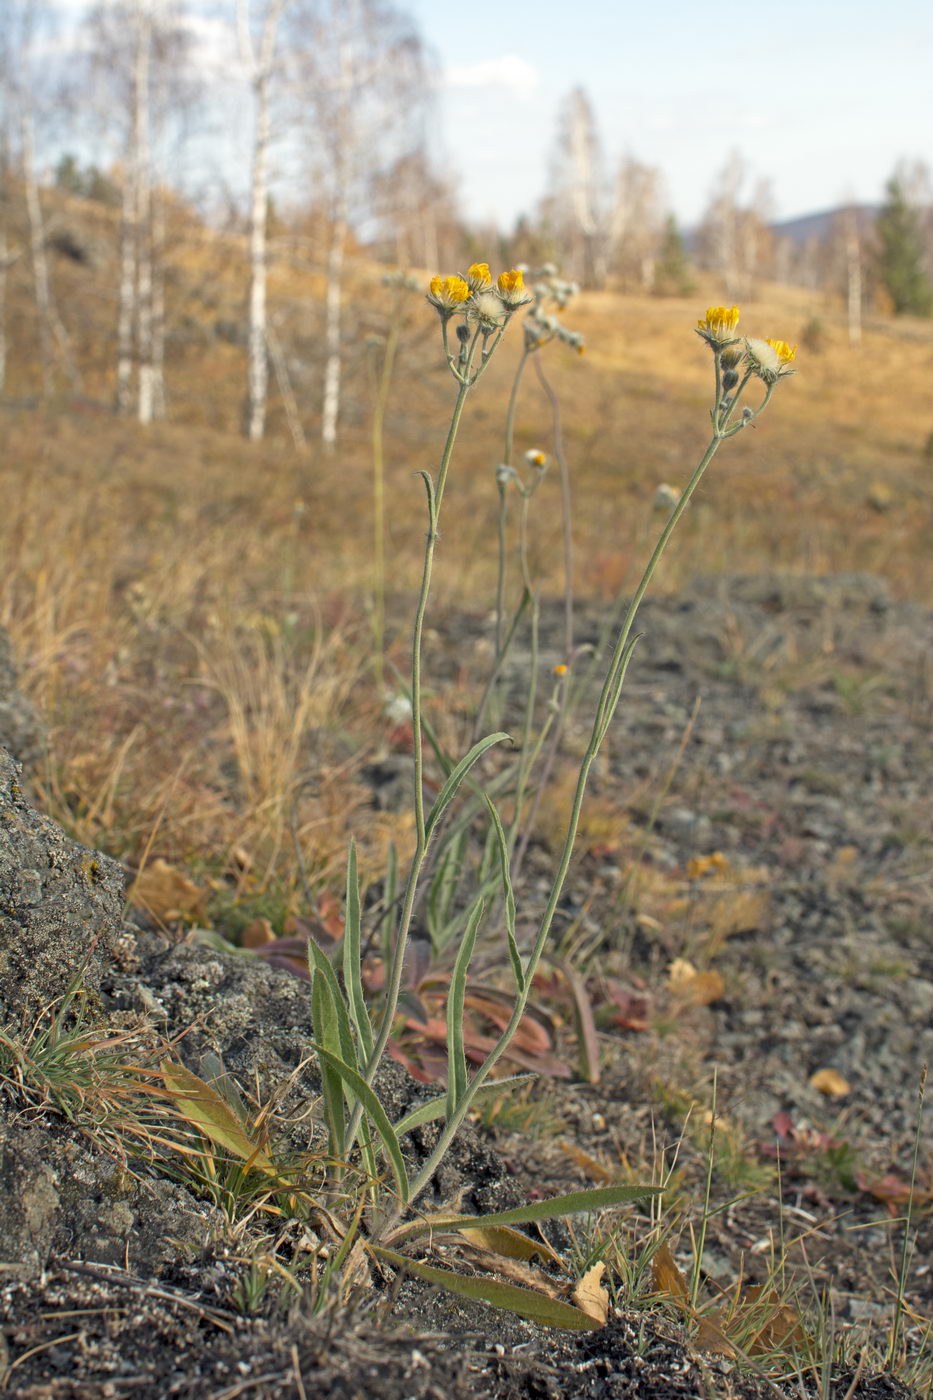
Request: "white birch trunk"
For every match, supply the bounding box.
[320,197,345,449]
[242,0,286,443]
[0,233,11,394]
[134,0,154,426]
[321,14,353,450]
[246,67,270,441]
[21,110,53,400]
[845,209,862,347]
[150,182,166,417]
[116,161,137,414]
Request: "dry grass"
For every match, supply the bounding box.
[3,224,932,913]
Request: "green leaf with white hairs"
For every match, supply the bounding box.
[482,794,524,992]
[395,1184,662,1243]
[596,634,642,747]
[446,895,486,1121]
[370,1247,600,1330]
[310,969,348,1156]
[424,733,510,843]
[342,840,373,1061]
[308,938,359,1157]
[393,1074,534,1137]
[312,1046,410,1205]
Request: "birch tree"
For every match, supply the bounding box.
[238,0,288,442]
[85,0,189,419]
[301,0,432,449]
[697,152,774,298]
[609,156,664,291]
[541,87,608,287]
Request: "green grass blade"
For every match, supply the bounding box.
[313,1046,410,1205]
[446,895,485,1121]
[424,732,510,842]
[393,1074,535,1137]
[371,1247,600,1330]
[342,839,373,1061]
[482,793,524,992]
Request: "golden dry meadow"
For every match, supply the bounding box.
[2,260,931,896]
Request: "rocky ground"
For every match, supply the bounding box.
[1,573,931,1399]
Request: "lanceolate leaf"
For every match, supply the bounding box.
[458,1224,563,1268]
[446,895,485,1121]
[393,1074,534,1137]
[159,1061,275,1174]
[394,1184,663,1247]
[482,794,524,992]
[312,1046,410,1205]
[424,733,510,842]
[408,1184,662,1237]
[371,1247,601,1331]
[342,840,374,1061]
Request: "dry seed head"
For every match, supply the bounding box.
[745,336,797,384]
[468,290,508,329]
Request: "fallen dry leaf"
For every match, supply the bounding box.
[572,1262,609,1326]
[694,1309,736,1358]
[809,1067,851,1097]
[741,1286,807,1354]
[129,859,208,924]
[557,1141,616,1183]
[856,1170,933,1215]
[241,917,276,948]
[668,958,725,1007]
[651,1241,689,1306]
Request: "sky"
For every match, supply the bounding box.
[407,0,933,229]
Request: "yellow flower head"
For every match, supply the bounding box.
[766,338,797,365]
[467,262,492,290]
[427,274,471,314]
[696,305,741,349]
[553,663,569,676]
[496,267,534,308]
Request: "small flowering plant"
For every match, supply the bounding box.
[427,264,534,385]
[306,284,796,1296]
[695,304,796,435]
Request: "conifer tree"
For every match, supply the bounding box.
[876,175,933,316]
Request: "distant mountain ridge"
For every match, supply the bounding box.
[769,204,880,245]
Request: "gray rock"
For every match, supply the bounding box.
[0,1117,220,1270]
[0,629,45,767]
[0,747,124,1027]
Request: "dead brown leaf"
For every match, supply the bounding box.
[741,1286,806,1354]
[668,958,725,1007]
[693,1309,736,1357]
[241,917,276,948]
[809,1067,851,1097]
[572,1262,609,1327]
[129,858,208,924]
[651,1242,689,1306]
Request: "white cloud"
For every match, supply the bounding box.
[445,55,540,101]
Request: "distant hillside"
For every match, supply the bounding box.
[770,204,880,246]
